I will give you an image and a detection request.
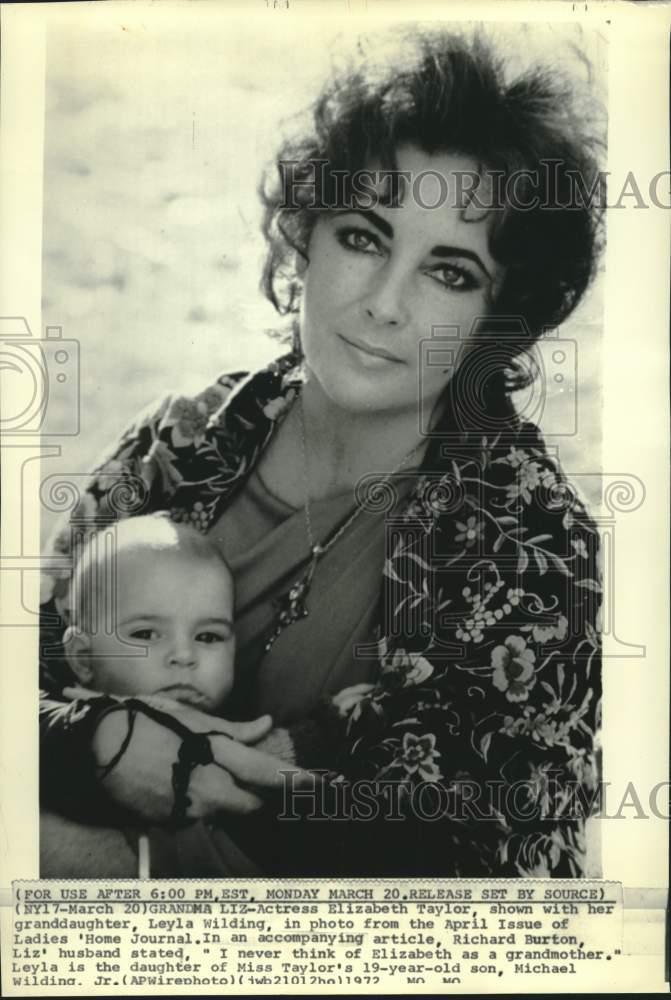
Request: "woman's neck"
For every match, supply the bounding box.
[297,374,428,499]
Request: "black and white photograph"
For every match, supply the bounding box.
[37,11,609,880]
[0,0,668,993]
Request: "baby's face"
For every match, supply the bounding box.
[86,548,235,711]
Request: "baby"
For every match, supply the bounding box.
[61,513,371,876]
[63,514,237,714]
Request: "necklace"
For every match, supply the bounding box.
[264,395,422,652]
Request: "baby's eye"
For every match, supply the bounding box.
[129,627,159,641]
[195,630,229,644]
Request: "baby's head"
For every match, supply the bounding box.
[64,515,235,711]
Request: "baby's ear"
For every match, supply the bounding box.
[62,626,94,685]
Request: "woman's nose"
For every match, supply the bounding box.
[361,264,410,328]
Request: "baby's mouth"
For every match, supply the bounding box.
[156,684,209,707]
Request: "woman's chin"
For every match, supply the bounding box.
[324,383,394,416]
[305,365,408,418]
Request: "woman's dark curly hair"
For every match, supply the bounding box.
[259,26,606,415]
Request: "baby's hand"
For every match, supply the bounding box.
[331,683,375,717]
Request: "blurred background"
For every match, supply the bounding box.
[42,15,607,538]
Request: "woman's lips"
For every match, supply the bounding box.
[338,333,404,364]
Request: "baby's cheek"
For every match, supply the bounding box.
[211,650,236,687]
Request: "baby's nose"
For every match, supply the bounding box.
[168,644,196,668]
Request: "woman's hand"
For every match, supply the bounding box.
[331,682,375,717]
[64,686,311,823]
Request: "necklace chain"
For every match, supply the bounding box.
[264,393,421,652]
[298,395,369,558]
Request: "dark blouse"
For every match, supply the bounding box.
[212,465,420,725]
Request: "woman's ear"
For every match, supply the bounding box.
[62,626,94,685]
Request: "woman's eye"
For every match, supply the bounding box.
[336,227,382,255]
[129,628,159,641]
[429,264,477,291]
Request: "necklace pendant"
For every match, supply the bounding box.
[286,578,310,618]
[265,575,311,652]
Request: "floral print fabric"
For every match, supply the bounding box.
[41,353,601,877]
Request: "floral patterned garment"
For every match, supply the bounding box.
[40,352,601,877]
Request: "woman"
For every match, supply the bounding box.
[40,26,604,878]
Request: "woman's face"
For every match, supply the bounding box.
[299,145,504,422]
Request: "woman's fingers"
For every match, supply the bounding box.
[126,700,273,744]
[137,694,184,711]
[64,690,274,747]
[208,735,313,790]
[92,709,268,820]
[189,767,266,815]
[332,682,376,714]
[90,698,311,819]
[215,715,274,744]
[63,684,109,702]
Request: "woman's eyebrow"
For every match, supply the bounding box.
[335,207,394,240]
[337,209,493,280]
